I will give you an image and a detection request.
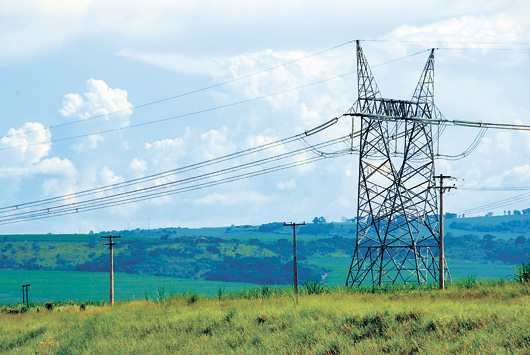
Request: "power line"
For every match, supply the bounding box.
[0,123,357,224]
[0,117,343,213]
[0,150,352,225]
[2,135,350,219]
[0,48,433,152]
[1,40,357,140]
[364,39,530,46]
[0,76,353,153]
[457,190,530,215]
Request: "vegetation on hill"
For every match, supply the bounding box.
[1,280,530,354]
[2,214,530,286]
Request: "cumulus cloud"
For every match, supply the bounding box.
[0,122,77,178]
[59,79,133,148]
[0,122,51,165]
[215,49,351,118]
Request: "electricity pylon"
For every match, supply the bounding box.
[345,41,450,286]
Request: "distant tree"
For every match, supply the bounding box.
[445,212,457,219]
[514,210,522,216]
[312,216,326,224]
[486,212,493,217]
[522,208,530,215]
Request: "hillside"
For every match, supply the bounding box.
[1,281,530,354]
[1,214,530,286]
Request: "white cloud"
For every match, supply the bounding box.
[127,158,147,178]
[195,191,272,206]
[0,122,77,178]
[384,4,530,49]
[277,178,296,191]
[495,131,512,153]
[59,78,133,134]
[0,0,92,62]
[145,137,184,151]
[484,165,530,188]
[201,127,236,160]
[99,166,123,185]
[118,49,222,77]
[145,136,186,167]
[0,122,51,165]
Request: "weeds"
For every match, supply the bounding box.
[216,287,225,301]
[303,280,328,295]
[456,275,478,289]
[1,280,530,354]
[35,337,59,355]
[185,291,199,305]
[513,255,530,284]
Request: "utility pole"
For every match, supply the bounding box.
[21,284,30,306]
[101,235,120,305]
[434,175,456,290]
[283,222,305,297]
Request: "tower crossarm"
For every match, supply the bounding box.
[347,98,443,120]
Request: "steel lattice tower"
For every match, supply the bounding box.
[346,41,450,286]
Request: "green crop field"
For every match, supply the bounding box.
[0,270,255,304]
[0,259,516,305]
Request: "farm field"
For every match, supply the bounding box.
[0,258,516,305]
[0,270,254,304]
[1,281,530,354]
[1,215,526,304]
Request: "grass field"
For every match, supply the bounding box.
[1,280,530,354]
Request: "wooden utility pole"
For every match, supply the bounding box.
[21,284,30,306]
[283,222,305,297]
[434,175,456,290]
[101,235,120,305]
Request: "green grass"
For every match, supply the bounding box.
[1,281,530,354]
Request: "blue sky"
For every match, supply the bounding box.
[0,1,529,233]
